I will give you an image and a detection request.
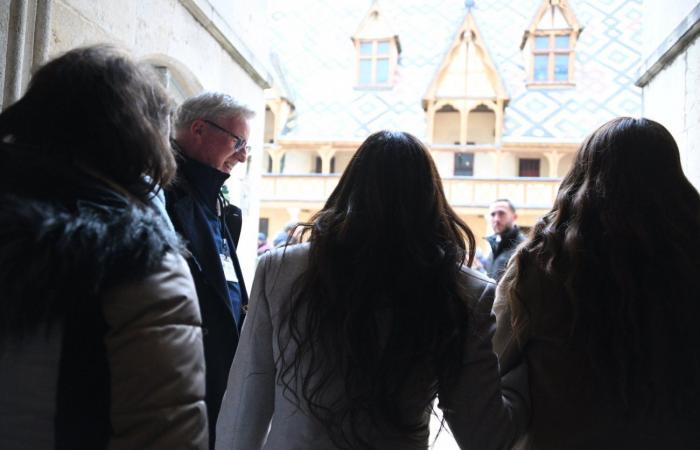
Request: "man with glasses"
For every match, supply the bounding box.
[165,92,254,447]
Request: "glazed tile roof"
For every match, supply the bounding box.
[267,0,643,143]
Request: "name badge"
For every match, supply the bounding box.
[220,254,238,282]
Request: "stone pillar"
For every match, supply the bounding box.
[1,0,53,110]
[494,98,504,145]
[32,0,52,71]
[317,145,336,174]
[426,102,436,143]
[3,0,29,109]
[459,105,468,145]
[267,147,286,173]
[544,151,562,178]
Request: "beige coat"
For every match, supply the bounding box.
[0,253,208,450]
[216,243,529,450]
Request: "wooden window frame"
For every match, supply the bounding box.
[356,38,395,88]
[519,158,542,177]
[454,152,475,176]
[529,30,575,86]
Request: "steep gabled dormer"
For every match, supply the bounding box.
[423,7,508,145]
[351,1,401,88]
[521,0,582,86]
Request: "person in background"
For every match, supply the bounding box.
[485,199,525,282]
[165,92,254,447]
[257,232,272,256]
[216,130,529,450]
[494,117,700,449]
[0,45,207,449]
[272,221,300,247]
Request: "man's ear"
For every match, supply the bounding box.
[188,119,206,144]
[190,119,205,137]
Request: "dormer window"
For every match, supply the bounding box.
[358,39,392,86]
[522,0,581,86]
[423,10,508,145]
[532,32,572,82]
[352,2,401,89]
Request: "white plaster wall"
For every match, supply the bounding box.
[334,151,354,174]
[466,110,495,144]
[433,152,454,178]
[434,110,461,144]
[685,39,700,190]
[642,38,700,190]
[49,0,267,286]
[474,152,495,177]
[282,150,314,174]
[500,152,518,177]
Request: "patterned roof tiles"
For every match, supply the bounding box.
[268,0,643,142]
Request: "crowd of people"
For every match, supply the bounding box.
[0,44,699,450]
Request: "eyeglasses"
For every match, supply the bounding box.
[202,119,251,153]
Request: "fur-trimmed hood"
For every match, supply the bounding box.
[0,142,182,338]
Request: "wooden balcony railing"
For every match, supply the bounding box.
[260,174,561,209]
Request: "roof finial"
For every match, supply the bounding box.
[465,0,475,9]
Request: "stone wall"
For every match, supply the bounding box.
[1,0,271,285]
[638,1,700,191]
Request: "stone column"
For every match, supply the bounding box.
[317,145,336,174]
[494,98,504,145]
[426,102,436,143]
[1,0,53,110]
[544,151,562,178]
[267,147,286,173]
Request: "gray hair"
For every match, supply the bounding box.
[174,91,255,131]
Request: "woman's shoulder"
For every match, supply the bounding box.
[104,252,199,323]
[457,265,496,303]
[257,242,310,278]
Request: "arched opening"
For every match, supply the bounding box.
[557,153,575,177]
[466,104,495,145]
[314,156,336,174]
[433,104,461,145]
[141,54,202,104]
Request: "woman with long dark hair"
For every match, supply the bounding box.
[217,130,528,449]
[494,117,700,449]
[0,45,207,449]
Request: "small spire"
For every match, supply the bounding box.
[465,0,475,9]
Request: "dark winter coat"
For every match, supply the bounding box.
[486,226,526,281]
[0,142,208,449]
[165,153,249,447]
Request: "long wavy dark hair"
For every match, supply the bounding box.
[0,44,175,200]
[277,131,475,449]
[504,117,700,410]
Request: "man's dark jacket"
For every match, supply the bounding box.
[486,225,525,282]
[165,155,248,448]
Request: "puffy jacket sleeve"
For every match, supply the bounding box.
[216,251,276,450]
[101,252,208,450]
[438,278,530,450]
